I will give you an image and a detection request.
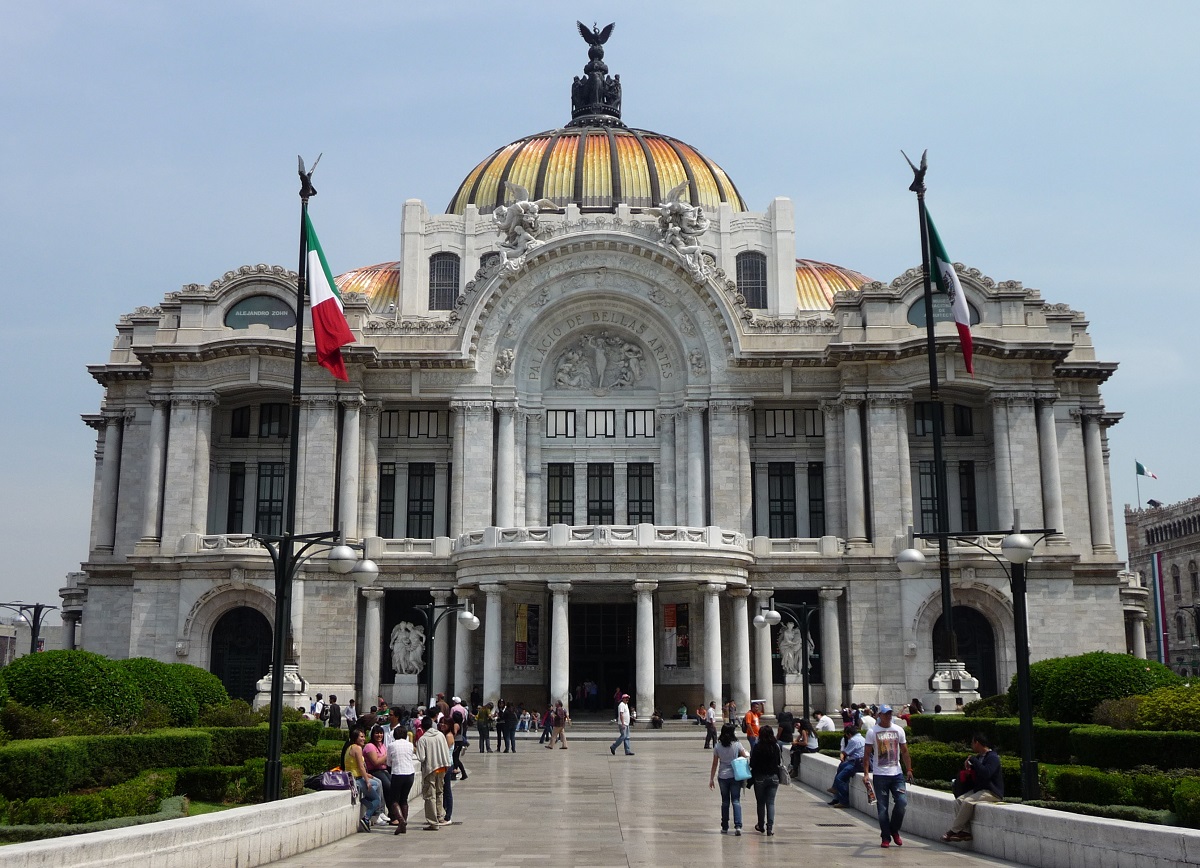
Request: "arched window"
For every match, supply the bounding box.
[736,251,768,309]
[1177,612,1189,642]
[1191,561,1198,596]
[1174,564,1182,598]
[428,252,460,310]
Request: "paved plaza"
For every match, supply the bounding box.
[269,729,1021,868]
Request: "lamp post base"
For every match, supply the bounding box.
[924,661,980,713]
[254,664,308,712]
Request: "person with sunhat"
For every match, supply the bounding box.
[609,693,634,756]
[863,704,913,848]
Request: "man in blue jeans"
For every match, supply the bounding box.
[863,705,913,848]
[829,723,865,808]
[609,693,634,755]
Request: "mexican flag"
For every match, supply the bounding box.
[304,213,355,381]
[926,211,974,375]
[1136,460,1158,479]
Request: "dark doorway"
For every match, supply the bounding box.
[210,606,272,702]
[569,603,634,713]
[933,606,997,696]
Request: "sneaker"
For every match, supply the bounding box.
[720,828,728,834]
[439,819,453,825]
[610,745,616,755]
[424,824,439,831]
[880,840,890,848]
[892,834,903,847]
[766,829,774,836]
[358,818,372,834]
[830,802,848,809]
[734,828,741,836]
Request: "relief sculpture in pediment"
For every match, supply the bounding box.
[552,330,647,391]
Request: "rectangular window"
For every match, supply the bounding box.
[914,401,941,437]
[547,463,575,524]
[768,462,797,538]
[546,410,576,438]
[259,403,289,438]
[953,404,974,437]
[918,460,938,534]
[625,409,655,437]
[958,461,978,533]
[808,462,826,537]
[378,463,396,537]
[226,462,245,532]
[585,409,616,438]
[231,407,251,438]
[803,408,824,437]
[587,463,615,525]
[763,409,795,438]
[408,410,439,438]
[627,463,655,524]
[406,462,436,538]
[255,462,286,536]
[380,410,401,439]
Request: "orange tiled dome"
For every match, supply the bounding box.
[795,259,873,310]
[335,261,399,310]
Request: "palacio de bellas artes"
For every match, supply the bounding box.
[62,23,1135,721]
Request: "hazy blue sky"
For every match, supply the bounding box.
[2,2,1196,615]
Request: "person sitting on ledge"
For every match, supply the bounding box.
[942,732,1003,843]
[650,709,664,729]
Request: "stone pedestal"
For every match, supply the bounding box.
[389,674,422,708]
[253,664,308,712]
[924,661,981,712]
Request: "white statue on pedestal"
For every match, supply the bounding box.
[389,621,426,675]
[493,182,558,270]
[778,622,804,675]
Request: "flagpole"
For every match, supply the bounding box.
[1136,465,1142,509]
[905,152,958,670]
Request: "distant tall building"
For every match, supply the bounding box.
[63,27,1129,712]
[1125,497,1200,673]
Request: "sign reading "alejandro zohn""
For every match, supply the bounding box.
[224,295,296,330]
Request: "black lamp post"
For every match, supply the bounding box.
[408,598,480,706]
[752,599,820,723]
[897,512,1053,800]
[0,602,59,655]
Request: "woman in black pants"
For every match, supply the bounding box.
[450,710,469,780]
[749,726,782,836]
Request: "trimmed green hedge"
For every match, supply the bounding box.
[1051,767,1183,811]
[1,651,143,726]
[908,715,1074,764]
[1039,652,1180,724]
[3,769,176,826]
[1174,778,1200,828]
[167,663,229,712]
[1022,799,1174,825]
[0,795,188,844]
[116,658,199,727]
[1071,725,1200,771]
[173,765,246,802]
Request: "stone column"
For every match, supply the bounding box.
[843,399,867,542]
[430,589,452,699]
[729,587,753,714]
[161,395,209,548]
[1130,611,1148,660]
[992,397,1015,526]
[896,399,914,531]
[360,404,381,538]
[139,398,169,543]
[866,395,905,541]
[752,589,774,713]
[1081,409,1113,550]
[482,583,504,704]
[338,397,362,538]
[819,588,844,711]
[297,397,337,532]
[820,399,844,539]
[433,462,450,537]
[453,590,475,698]
[737,405,753,535]
[525,412,544,525]
[460,401,495,531]
[659,411,676,525]
[191,398,214,535]
[634,581,657,719]
[549,582,572,709]
[361,587,385,709]
[709,401,749,531]
[686,404,706,526]
[704,582,725,707]
[495,403,516,527]
[754,463,770,537]
[95,411,125,552]
[1037,398,1064,535]
[449,403,467,536]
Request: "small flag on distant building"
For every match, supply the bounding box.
[1136,460,1158,479]
[304,213,355,381]
[926,211,974,375]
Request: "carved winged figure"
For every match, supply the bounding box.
[778,622,804,675]
[389,621,427,675]
[493,182,559,269]
[577,20,615,45]
[646,181,711,274]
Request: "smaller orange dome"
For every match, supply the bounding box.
[795,259,873,310]
[335,261,400,310]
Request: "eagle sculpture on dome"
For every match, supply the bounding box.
[577,21,614,45]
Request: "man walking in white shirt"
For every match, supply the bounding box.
[609,693,634,756]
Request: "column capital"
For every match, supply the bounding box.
[867,391,911,407]
[339,394,366,410]
[818,587,844,602]
[1071,405,1105,423]
[548,581,573,595]
[839,393,865,409]
[819,398,840,417]
[450,399,494,415]
[727,585,752,599]
[454,587,475,602]
[495,402,518,418]
[684,401,708,416]
[705,582,727,595]
[301,394,339,410]
[751,588,774,601]
[710,400,753,414]
[430,588,452,603]
[481,582,506,597]
[361,401,383,418]
[361,586,386,602]
[170,392,218,408]
[990,390,1037,408]
[523,410,544,423]
[632,581,658,595]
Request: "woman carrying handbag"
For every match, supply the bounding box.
[749,726,782,835]
[709,722,750,836]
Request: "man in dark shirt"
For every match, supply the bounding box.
[942,733,1003,842]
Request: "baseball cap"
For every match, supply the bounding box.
[451,696,461,703]
[622,693,630,699]
[879,704,893,715]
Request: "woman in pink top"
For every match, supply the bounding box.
[364,725,399,825]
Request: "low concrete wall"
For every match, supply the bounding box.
[0,789,357,868]
[798,752,1200,868]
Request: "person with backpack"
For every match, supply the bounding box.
[545,700,570,749]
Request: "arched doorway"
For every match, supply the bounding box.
[933,606,997,697]
[210,606,272,702]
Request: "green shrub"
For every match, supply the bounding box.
[173,765,245,801]
[963,694,1011,718]
[908,714,978,746]
[1023,799,1174,825]
[1040,652,1179,724]
[82,731,212,788]
[1137,684,1200,732]
[0,737,92,799]
[1071,725,1200,771]
[988,718,1076,765]
[0,795,188,844]
[2,650,143,726]
[167,663,229,712]
[0,676,9,707]
[1092,695,1145,729]
[3,769,175,825]
[817,731,843,752]
[1174,778,1200,828]
[116,658,199,727]
[1052,767,1132,806]
[283,744,343,774]
[1011,655,1074,716]
[1,700,75,740]
[199,699,259,728]
[285,719,326,750]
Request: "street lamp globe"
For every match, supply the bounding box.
[458,609,481,630]
[752,613,767,629]
[1001,533,1035,565]
[351,558,380,578]
[896,547,926,577]
[327,545,359,574]
[764,608,782,627]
